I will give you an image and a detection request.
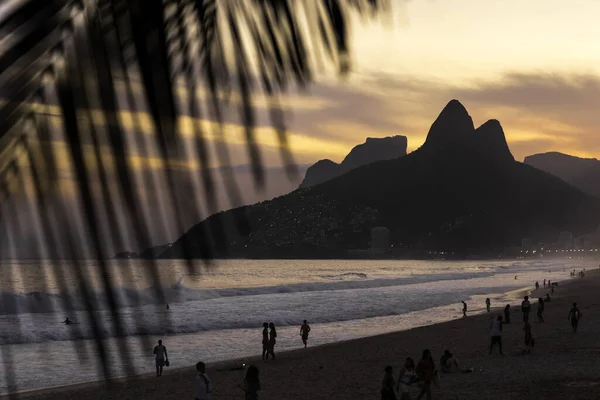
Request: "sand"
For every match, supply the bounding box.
[6,268,600,400]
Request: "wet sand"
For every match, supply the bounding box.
[7,269,600,400]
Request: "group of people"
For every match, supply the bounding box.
[381,349,459,400]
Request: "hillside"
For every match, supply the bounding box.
[524,152,600,198]
[158,100,600,259]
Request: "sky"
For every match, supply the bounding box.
[274,0,600,167]
[3,0,600,256]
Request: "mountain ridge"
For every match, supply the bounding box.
[155,100,600,259]
[299,135,407,188]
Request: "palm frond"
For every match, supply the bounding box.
[0,0,392,391]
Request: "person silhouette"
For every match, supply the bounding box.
[300,320,311,348]
[485,298,491,313]
[503,304,510,324]
[261,323,269,360]
[266,323,277,360]
[461,301,467,317]
[63,317,72,325]
[567,303,582,333]
[153,339,169,377]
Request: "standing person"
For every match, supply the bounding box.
[381,366,397,400]
[153,339,169,377]
[567,303,582,333]
[261,323,269,360]
[300,320,311,348]
[195,361,212,400]
[521,296,531,322]
[503,304,511,324]
[397,357,416,400]
[485,298,491,313]
[537,298,545,323]
[543,279,546,288]
[239,365,261,400]
[535,281,539,290]
[266,322,277,360]
[489,315,504,355]
[461,301,467,318]
[415,349,435,400]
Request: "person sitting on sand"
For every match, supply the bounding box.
[153,339,168,377]
[381,365,397,400]
[440,350,459,373]
[567,303,582,333]
[63,317,72,325]
[485,298,491,313]
[489,315,504,355]
[521,296,531,322]
[416,349,435,400]
[195,361,212,400]
[239,365,261,400]
[261,323,269,360]
[461,301,467,318]
[503,304,511,324]
[397,357,417,400]
[300,320,311,348]
[266,323,277,360]
[537,298,545,323]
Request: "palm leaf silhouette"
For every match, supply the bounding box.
[0,0,391,393]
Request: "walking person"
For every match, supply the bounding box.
[261,323,269,360]
[543,279,546,288]
[416,349,435,400]
[239,365,261,400]
[503,304,511,324]
[266,322,277,360]
[381,366,397,400]
[537,298,545,323]
[300,320,311,348]
[153,339,169,377]
[535,281,539,290]
[461,301,467,318]
[568,303,582,333]
[485,298,491,313]
[489,315,504,355]
[195,361,212,400]
[521,296,531,322]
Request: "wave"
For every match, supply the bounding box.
[0,271,493,316]
[0,280,522,345]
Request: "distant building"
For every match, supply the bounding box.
[521,237,533,252]
[371,227,390,252]
[558,231,574,250]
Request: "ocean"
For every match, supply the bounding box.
[0,258,594,394]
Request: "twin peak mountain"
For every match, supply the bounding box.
[301,100,513,188]
[157,99,600,259]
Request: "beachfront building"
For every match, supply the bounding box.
[558,231,574,250]
[371,227,390,253]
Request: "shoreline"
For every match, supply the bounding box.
[7,269,596,399]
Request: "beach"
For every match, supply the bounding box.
[7,267,599,400]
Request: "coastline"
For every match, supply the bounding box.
[6,269,598,400]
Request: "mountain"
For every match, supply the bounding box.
[157,100,600,259]
[299,135,407,188]
[524,152,600,198]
